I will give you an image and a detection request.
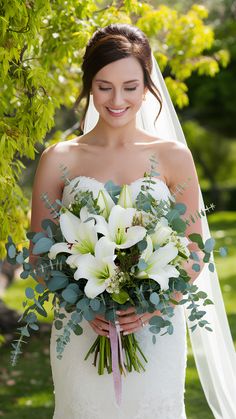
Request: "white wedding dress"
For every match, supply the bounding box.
[50,176,187,419]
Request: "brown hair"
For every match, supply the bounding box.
[74,23,162,131]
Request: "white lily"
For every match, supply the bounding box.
[117,184,133,208]
[97,189,115,220]
[150,217,173,247]
[137,236,180,290]
[73,236,117,298]
[92,204,147,249]
[48,208,98,267]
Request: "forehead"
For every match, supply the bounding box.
[94,56,143,83]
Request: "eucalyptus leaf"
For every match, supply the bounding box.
[47,275,69,292]
[29,323,39,331]
[16,252,24,264]
[25,312,37,323]
[188,233,204,250]
[32,232,46,244]
[90,299,101,311]
[25,287,35,299]
[54,320,63,330]
[8,244,16,258]
[62,288,78,304]
[35,283,46,294]
[32,237,54,255]
[204,238,215,253]
[174,203,186,215]
[71,311,83,323]
[149,292,160,306]
[73,324,83,335]
[20,270,29,279]
[208,263,215,272]
[219,247,227,257]
[192,263,200,272]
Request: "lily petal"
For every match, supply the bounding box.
[117,226,147,249]
[48,242,74,259]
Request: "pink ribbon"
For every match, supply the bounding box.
[109,321,126,406]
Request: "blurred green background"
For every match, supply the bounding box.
[0,0,235,418]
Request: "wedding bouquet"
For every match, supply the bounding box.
[6,158,226,388]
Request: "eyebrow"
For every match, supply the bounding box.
[95,79,140,84]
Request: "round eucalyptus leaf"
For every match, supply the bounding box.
[25,287,35,299]
[62,288,78,304]
[32,232,46,243]
[188,233,204,250]
[20,270,29,279]
[83,308,95,321]
[25,312,37,323]
[190,252,199,261]
[192,263,200,272]
[54,320,63,330]
[208,262,215,272]
[71,311,82,323]
[90,299,101,311]
[138,258,148,271]
[174,203,187,215]
[16,252,24,264]
[204,238,215,253]
[67,283,80,293]
[47,275,69,292]
[149,292,160,306]
[73,324,83,336]
[167,324,174,335]
[29,323,39,331]
[149,315,165,327]
[219,247,227,257]
[8,244,16,259]
[35,283,46,294]
[32,237,54,255]
[137,239,147,252]
[172,217,186,233]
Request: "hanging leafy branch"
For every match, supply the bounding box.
[0,0,230,257]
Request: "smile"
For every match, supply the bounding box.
[106,107,129,116]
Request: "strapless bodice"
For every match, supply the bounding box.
[62,175,172,208]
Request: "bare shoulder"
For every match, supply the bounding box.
[151,138,196,187]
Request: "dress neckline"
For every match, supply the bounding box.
[64,175,168,189]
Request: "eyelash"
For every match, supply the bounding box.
[98,87,137,91]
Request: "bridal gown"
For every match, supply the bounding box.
[50,176,188,419]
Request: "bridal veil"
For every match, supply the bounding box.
[82,52,236,419]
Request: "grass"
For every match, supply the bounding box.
[0,211,235,419]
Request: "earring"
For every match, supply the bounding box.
[143,94,146,101]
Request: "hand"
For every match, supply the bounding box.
[116,307,161,335]
[88,314,110,337]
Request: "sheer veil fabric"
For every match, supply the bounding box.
[83,52,236,419]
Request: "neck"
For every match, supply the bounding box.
[87,116,141,149]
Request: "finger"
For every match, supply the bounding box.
[120,317,145,333]
[92,319,110,332]
[89,321,109,337]
[116,307,136,316]
[95,314,109,323]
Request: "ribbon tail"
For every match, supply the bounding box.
[116,322,127,377]
[109,321,122,406]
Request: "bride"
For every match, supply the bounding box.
[30,24,236,418]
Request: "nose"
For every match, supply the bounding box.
[110,88,126,107]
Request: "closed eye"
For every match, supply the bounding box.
[98,87,137,91]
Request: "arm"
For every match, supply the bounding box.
[167,141,205,287]
[29,145,64,283]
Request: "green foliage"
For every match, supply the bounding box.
[0,0,230,257]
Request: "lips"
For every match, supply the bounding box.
[106,107,129,117]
